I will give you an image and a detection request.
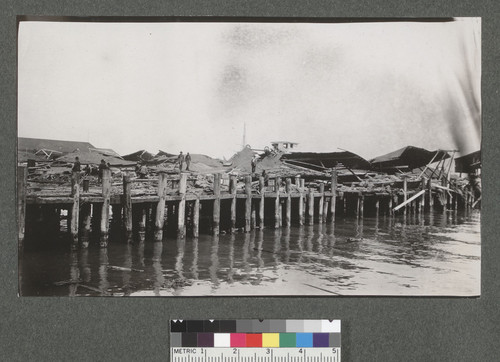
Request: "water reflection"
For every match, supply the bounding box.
[20,210,481,296]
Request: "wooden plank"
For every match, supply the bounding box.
[393,189,426,211]
[100,169,111,247]
[17,166,27,248]
[70,171,80,250]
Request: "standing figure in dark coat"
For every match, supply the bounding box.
[251,157,257,174]
[177,151,185,171]
[98,159,107,183]
[72,157,81,172]
[185,152,192,171]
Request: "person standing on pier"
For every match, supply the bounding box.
[177,151,185,171]
[98,159,107,183]
[72,157,81,172]
[251,157,257,174]
[185,152,192,171]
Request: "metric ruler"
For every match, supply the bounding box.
[170,319,341,362]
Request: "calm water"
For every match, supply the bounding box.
[19,210,480,296]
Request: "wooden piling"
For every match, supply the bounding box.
[274,177,281,229]
[80,203,91,249]
[230,175,237,231]
[17,166,27,249]
[375,199,380,219]
[298,180,304,226]
[308,188,314,225]
[420,177,426,213]
[154,173,168,240]
[100,169,111,247]
[82,178,90,192]
[212,173,221,236]
[330,169,337,222]
[285,178,292,227]
[295,175,300,186]
[245,176,252,232]
[259,176,265,229]
[360,195,365,218]
[318,183,325,223]
[403,176,408,217]
[122,175,133,240]
[70,171,80,250]
[193,198,200,237]
[323,197,329,223]
[178,173,188,238]
[427,178,434,209]
[138,205,147,241]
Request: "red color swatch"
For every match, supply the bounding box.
[246,333,263,347]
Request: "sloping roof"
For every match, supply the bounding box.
[89,148,122,158]
[56,151,136,167]
[17,150,51,163]
[370,146,450,170]
[282,151,371,170]
[18,137,95,154]
[455,150,481,173]
[156,150,176,158]
[122,150,155,162]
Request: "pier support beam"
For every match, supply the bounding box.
[193,198,200,237]
[245,176,252,232]
[17,166,27,250]
[318,183,325,223]
[100,169,111,247]
[230,175,237,232]
[212,173,221,236]
[154,173,168,241]
[403,176,408,217]
[285,178,292,227]
[274,177,281,229]
[330,169,337,222]
[259,176,265,229]
[70,171,80,250]
[308,188,314,225]
[420,177,426,213]
[80,203,91,249]
[122,175,133,241]
[360,195,365,218]
[178,173,187,238]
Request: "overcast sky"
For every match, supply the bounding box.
[18,18,481,160]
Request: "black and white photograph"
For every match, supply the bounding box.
[17,18,481,297]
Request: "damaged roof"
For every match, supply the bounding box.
[370,146,450,171]
[281,150,371,170]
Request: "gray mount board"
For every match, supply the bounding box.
[1,2,499,362]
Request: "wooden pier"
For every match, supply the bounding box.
[17,166,476,250]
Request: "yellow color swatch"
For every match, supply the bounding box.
[262,333,280,347]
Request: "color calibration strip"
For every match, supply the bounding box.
[171,320,341,362]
